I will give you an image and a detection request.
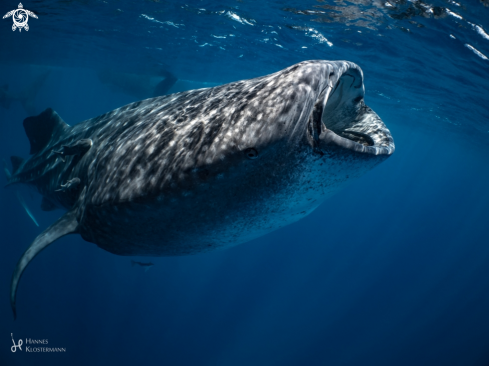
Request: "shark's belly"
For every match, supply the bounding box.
[79,195,310,256]
[78,153,371,256]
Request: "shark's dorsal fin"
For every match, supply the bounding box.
[23,108,69,155]
[10,156,25,174]
[10,210,79,319]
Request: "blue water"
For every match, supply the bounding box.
[1,0,489,365]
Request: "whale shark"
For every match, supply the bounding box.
[6,60,394,318]
[0,70,50,116]
[97,69,178,99]
[97,68,220,99]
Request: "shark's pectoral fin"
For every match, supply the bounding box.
[11,210,79,319]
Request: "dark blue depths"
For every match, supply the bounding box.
[1,0,489,365]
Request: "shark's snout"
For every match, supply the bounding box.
[313,66,395,156]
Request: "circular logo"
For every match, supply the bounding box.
[12,9,28,29]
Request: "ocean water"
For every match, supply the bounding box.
[1,0,489,365]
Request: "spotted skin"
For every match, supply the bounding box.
[8,60,394,317]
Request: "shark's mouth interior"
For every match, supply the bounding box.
[311,69,395,156]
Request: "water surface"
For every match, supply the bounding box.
[1,0,489,365]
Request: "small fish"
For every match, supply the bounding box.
[131,260,154,272]
[55,178,81,192]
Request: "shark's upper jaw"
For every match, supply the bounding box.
[309,68,395,156]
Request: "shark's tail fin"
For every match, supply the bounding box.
[11,210,79,319]
[18,71,50,116]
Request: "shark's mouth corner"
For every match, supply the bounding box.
[311,67,395,156]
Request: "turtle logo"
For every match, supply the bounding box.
[3,3,38,32]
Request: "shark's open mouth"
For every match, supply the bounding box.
[311,67,395,156]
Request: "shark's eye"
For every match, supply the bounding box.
[244,148,258,159]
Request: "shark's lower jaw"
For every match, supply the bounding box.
[318,105,395,156]
[310,69,395,156]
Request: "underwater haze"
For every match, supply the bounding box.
[1,0,489,365]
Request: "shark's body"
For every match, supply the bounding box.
[7,60,394,318]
